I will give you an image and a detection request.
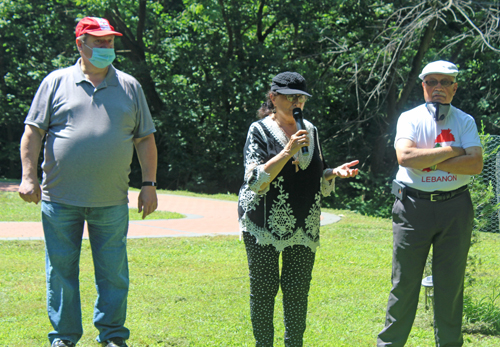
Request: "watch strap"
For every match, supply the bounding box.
[142,181,157,187]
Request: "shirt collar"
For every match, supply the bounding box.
[73,58,119,88]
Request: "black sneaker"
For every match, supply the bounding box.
[52,340,76,347]
[101,337,128,347]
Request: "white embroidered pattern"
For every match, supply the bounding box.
[243,123,271,194]
[239,167,270,213]
[239,187,260,213]
[267,176,297,237]
[244,125,264,177]
[304,189,322,240]
[247,165,271,194]
[240,218,320,252]
[321,172,335,197]
[262,116,315,171]
[239,124,272,213]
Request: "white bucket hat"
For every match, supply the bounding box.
[419,60,459,80]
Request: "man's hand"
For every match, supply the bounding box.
[437,146,483,175]
[137,186,158,219]
[133,133,158,219]
[19,179,42,204]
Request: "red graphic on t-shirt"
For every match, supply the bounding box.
[435,129,455,143]
[423,129,455,172]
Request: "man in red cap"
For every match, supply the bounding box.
[19,17,158,347]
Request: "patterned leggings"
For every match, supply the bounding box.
[243,232,316,347]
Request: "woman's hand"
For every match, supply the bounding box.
[325,160,360,180]
[283,130,309,156]
[256,129,309,193]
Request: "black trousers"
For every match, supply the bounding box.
[377,191,473,347]
[243,232,316,347]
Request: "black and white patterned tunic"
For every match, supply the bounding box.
[237,116,335,252]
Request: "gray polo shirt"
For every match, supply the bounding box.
[25,59,156,207]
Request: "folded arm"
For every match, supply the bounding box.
[436,146,483,175]
[396,139,483,175]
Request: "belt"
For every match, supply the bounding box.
[405,185,469,202]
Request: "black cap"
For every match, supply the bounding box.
[271,72,312,97]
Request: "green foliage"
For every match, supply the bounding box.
[0,0,77,178]
[459,132,500,332]
[1,0,500,205]
[470,131,500,233]
[325,171,393,218]
[463,133,500,294]
[471,179,498,234]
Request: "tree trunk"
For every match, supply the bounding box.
[106,5,164,115]
[370,17,437,176]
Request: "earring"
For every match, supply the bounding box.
[270,102,276,113]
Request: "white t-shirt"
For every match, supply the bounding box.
[395,104,481,192]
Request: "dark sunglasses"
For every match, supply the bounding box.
[424,80,456,87]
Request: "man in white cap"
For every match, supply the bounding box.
[377,60,483,346]
[18,17,158,347]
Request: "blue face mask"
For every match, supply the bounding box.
[84,43,116,68]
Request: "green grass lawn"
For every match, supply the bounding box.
[0,190,499,346]
[0,190,184,221]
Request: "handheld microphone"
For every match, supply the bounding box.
[293,108,309,156]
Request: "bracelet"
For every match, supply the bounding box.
[142,181,157,187]
[324,168,336,179]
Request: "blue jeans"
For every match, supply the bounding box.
[41,201,130,344]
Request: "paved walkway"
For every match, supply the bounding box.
[0,182,340,240]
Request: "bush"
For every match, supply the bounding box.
[324,171,394,218]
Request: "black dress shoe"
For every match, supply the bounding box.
[101,337,128,347]
[52,340,76,347]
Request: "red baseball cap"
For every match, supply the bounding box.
[75,17,123,37]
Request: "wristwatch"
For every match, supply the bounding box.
[142,181,157,187]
